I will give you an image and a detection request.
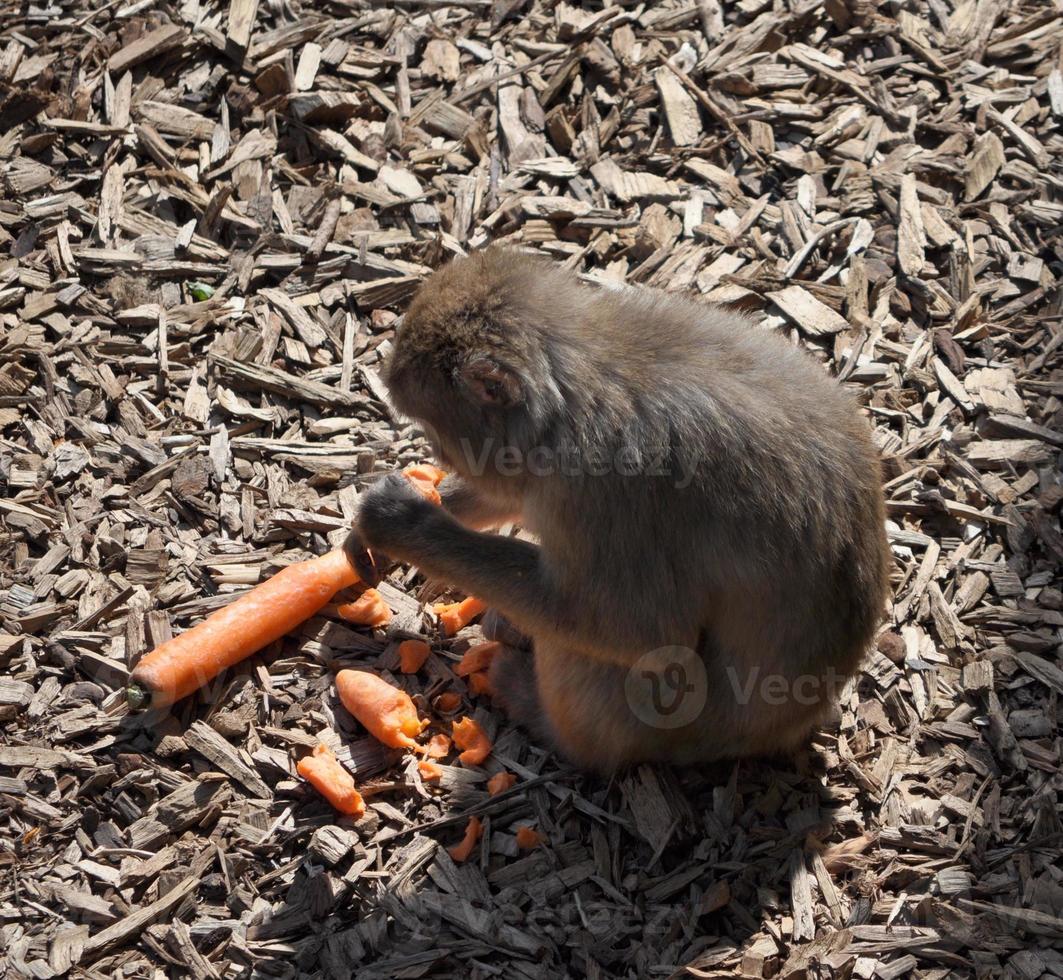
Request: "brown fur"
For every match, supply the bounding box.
[352,247,891,773]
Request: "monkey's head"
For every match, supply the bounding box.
[384,247,582,482]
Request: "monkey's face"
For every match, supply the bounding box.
[383,254,544,486]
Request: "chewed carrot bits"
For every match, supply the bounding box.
[435,692,461,713]
[403,463,447,506]
[486,772,516,796]
[398,639,431,674]
[515,826,544,849]
[337,588,391,627]
[447,816,483,862]
[434,596,487,636]
[455,641,500,677]
[418,760,443,783]
[403,463,447,486]
[452,716,492,766]
[296,744,366,817]
[467,672,492,697]
[424,733,451,759]
[335,670,427,750]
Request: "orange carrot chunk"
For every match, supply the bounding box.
[424,733,451,759]
[398,639,431,674]
[336,670,427,750]
[337,588,391,627]
[406,476,441,506]
[403,463,447,506]
[418,760,443,783]
[297,743,366,817]
[434,692,461,713]
[447,816,483,862]
[486,772,516,796]
[455,641,500,677]
[128,549,360,709]
[467,672,492,697]
[434,596,487,636]
[515,826,544,849]
[452,716,492,766]
[403,463,447,486]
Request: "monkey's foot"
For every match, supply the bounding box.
[481,609,533,651]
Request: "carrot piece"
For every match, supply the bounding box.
[297,744,366,817]
[336,670,427,750]
[398,639,431,674]
[515,826,544,849]
[452,716,492,766]
[454,641,500,677]
[435,692,461,713]
[447,816,483,862]
[424,733,451,759]
[402,463,447,506]
[403,463,447,486]
[337,588,391,627]
[128,549,359,709]
[406,476,441,505]
[467,672,492,697]
[433,596,487,636]
[417,760,443,783]
[486,772,516,796]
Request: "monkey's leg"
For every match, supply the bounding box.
[438,476,520,530]
[488,646,555,746]
[511,641,665,771]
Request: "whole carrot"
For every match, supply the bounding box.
[128,550,360,710]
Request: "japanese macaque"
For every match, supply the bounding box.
[347,246,890,773]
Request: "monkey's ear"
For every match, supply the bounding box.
[458,357,524,408]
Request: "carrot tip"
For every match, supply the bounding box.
[126,684,150,711]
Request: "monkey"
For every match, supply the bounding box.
[348,246,890,773]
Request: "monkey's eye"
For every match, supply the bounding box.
[458,356,522,408]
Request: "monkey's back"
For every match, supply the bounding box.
[525,284,890,762]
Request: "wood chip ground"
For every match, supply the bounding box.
[1,0,1061,977]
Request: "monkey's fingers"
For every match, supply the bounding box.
[342,529,385,588]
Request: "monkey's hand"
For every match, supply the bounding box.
[356,472,440,559]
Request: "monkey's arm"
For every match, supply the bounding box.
[354,475,656,659]
[438,475,520,530]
